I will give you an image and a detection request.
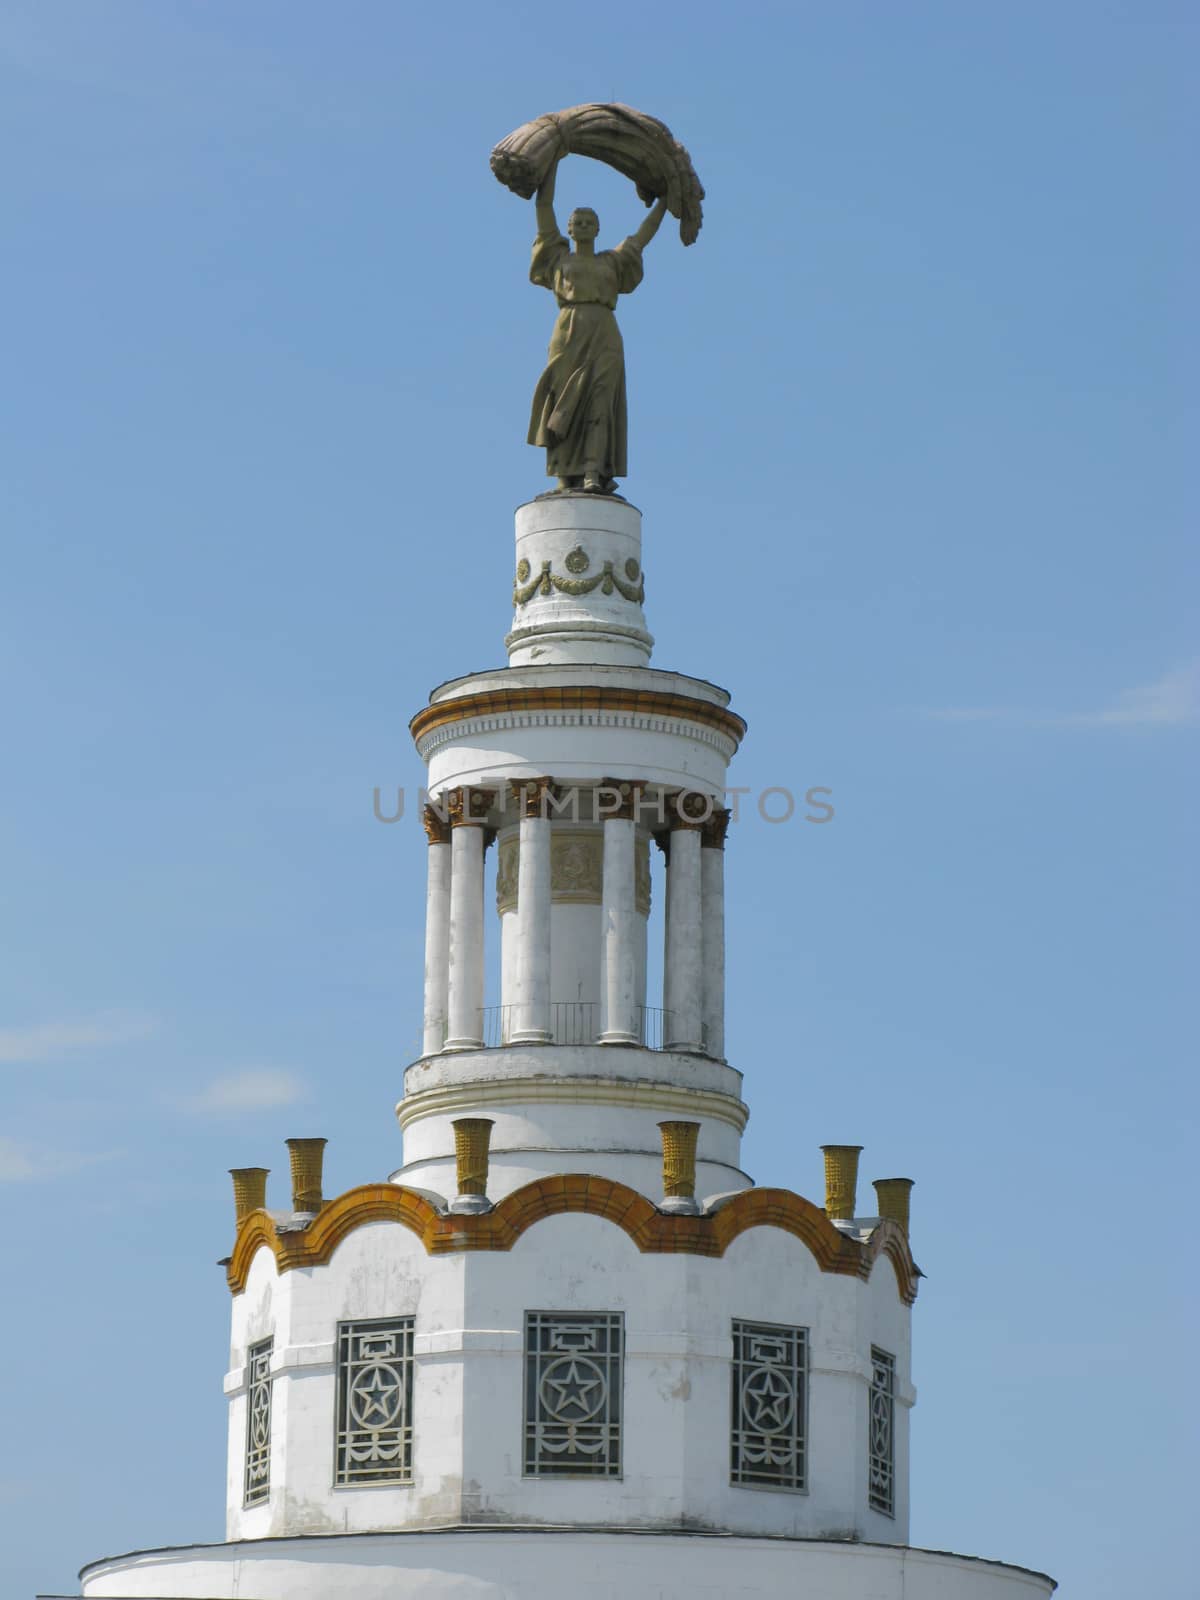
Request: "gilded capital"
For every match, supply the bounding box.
[669,789,712,830]
[422,803,451,845]
[702,807,731,850]
[510,776,556,819]
[598,778,646,823]
[447,786,496,828]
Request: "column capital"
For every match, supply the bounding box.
[422,804,451,846]
[702,808,732,850]
[599,779,646,823]
[447,786,496,828]
[510,776,556,819]
[668,790,710,831]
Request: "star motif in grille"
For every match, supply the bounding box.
[741,1365,794,1433]
[351,1365,402,1428]
[539,1356,606,1421]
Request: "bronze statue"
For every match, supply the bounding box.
[491,105,704,494]
[527,158,666,494]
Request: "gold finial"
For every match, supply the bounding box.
[658,1120,700,1199]
[285,1137,327,1214]
[229,1167,269,1223]
[820,1144,863,1220]
[873,1177,914,1235]
[452,1118,495,1197]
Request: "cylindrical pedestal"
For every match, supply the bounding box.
[506,495,653,667]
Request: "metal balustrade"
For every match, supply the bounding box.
[470,1002,687,1050]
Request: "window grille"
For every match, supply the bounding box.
[243,1338,273,1506]
[730,1319,808,1491]
[524,1311,623,1477]
[335,1318,415,1486]
[869,1346,895,1516]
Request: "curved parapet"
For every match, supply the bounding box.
[225,1175,918,1304]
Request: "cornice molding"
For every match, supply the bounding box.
[411,687,746,755]
[395,1076,750,1132]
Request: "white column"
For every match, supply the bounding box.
[599,800,639,1044]
[663,810,704,1052]
[444,787,493,1051]
[701,808,730,1060]
[421,805,452,1055]
[510,779,553,1043]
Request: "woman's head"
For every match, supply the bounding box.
[567,207,600,242]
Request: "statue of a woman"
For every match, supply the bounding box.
[527,156,668,494]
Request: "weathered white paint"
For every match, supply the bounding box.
[445,824,485,1050]
[419,663,738,801]
[422,838,451,1055]
[510,812,551,1042]
[396,1042,748,1199]
[599,813,639,1042]
[216,1210,915,1546]
[664,826,704,1051]
[506,495,653,668]
[82,1531,1056,1600]
[701,841,725,1060]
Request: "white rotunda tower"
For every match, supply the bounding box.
[66,489,1056,1600]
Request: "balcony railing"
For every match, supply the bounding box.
[473,1003,685,1050]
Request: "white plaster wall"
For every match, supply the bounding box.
[395,1148,748,1203]
[418,665,740,801]
[398,1097,746,1195]
[222,1205,912,1545]
[548,900,601,1007]
[397,1043,748,1197]
[81,1531,1055,1600]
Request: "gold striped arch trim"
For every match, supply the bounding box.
[226,1177,918,1305]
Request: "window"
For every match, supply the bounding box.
[869,1346,895,1516]
[730,1319,808,1491]
[335,1318,415,1486]
[243,1338,273,1506]
[524,1311,623,1478]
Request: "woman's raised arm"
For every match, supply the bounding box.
[535,156,561,236]
[631,197,669,251]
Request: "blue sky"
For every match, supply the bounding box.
[2,3,1195,1596]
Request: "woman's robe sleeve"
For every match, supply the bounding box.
[530,229,570,289]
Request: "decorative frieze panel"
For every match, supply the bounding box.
[551,830,604,903]
[243,1338,273,1506]
[496,830,651,916]
[869,1346,895,1516]
[335,1318,415,1486]
[496,835,519,914]
[730,1319,807,1492]
[635,834,651,915]
[524,1311,623,1478]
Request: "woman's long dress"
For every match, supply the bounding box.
[527,229,645,482]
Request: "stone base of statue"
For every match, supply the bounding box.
[506,493,653,667]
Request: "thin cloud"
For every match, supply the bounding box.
[187,1068,308,1113]
[0,1011,156,1065]
[919,659,1199,730]
[0,1137,123,1183]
